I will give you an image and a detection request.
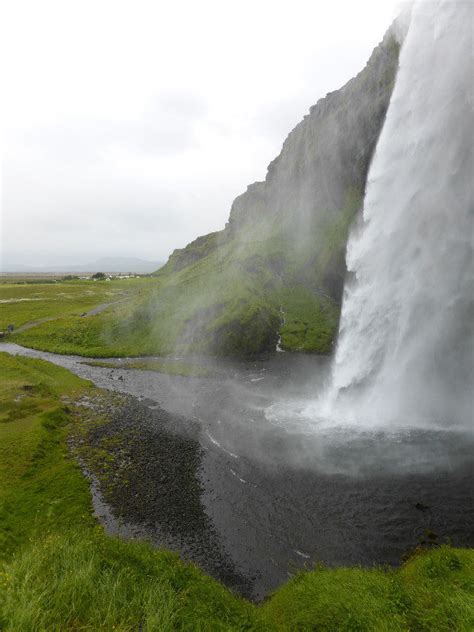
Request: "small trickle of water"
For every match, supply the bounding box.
[276,306,286,353]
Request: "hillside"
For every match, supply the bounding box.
[139,30,401,356]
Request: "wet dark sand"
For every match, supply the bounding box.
[2,342,473,600]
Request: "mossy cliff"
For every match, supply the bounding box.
[141,31,400,356]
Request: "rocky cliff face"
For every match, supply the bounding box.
[146,29,400,356]
[228,32,399,236]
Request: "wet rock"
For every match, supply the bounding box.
[415,502,431,512]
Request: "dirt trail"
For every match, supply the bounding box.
[14,316,57,333]
[11,299,125,334]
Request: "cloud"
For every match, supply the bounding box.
[7,91,208,163]
[1,0,401,267]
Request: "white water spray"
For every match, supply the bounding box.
[323,0,473,429]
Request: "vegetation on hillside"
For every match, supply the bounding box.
[5,251,339,358]
[1,352,473,630]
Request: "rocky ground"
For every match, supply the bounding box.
[68,391,253,597]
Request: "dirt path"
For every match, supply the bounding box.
[83,299,126,316]
[11,299,125,334]
[14,316,57,333]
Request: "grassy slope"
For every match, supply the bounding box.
[144,190,362,357]
[9,257,339,358]
[1,352,473,630]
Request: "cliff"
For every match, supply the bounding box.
[143,30,400,356]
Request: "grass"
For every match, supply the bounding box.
[1,277,164,357]
[0,280,130,331]
[261,566,407,631]
[0,355,94,557]
[0,535,180,631]
[10,312,146,357]
[278,286,339,353]
[261,552,474,631]
[1,351,473,630]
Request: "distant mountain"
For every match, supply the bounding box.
[1,257,164,274]
[81,257,164,273]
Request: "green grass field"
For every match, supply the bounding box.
[0,278,157,332]
[1,352,473,630]
[0,277,163,357]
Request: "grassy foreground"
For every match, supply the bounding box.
[0,351,473,630]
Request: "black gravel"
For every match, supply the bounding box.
[72,393,252,597]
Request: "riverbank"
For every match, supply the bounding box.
[0,352,257,630]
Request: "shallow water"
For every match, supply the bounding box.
[2,341,473,599]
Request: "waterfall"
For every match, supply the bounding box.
[325,0,473,429]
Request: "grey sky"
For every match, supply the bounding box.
[1,0,400,267]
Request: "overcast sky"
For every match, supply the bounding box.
[1,0,400,268]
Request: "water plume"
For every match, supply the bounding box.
[323,0,473,430]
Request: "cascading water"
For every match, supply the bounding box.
[323,0,473,430]
[266,0,473,450]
